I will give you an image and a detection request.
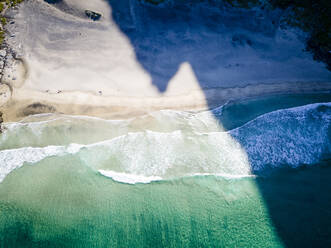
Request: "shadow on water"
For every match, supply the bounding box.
[17,0,331,247]
[255,162,331,247]
[106,1,331,247]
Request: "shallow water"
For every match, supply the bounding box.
[0,93,330,247]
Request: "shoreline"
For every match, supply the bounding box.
[1,80,330,122]
[0,0,330,122]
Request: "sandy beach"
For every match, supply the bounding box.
[0,0,330,121]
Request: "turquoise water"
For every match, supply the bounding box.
[0,156,280,247]
[0,93,330,247]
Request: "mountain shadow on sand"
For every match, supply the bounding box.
[106,0,330,93]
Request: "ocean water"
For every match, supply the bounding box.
[0,93,330,247]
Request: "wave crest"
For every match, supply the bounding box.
[0,103,330,183]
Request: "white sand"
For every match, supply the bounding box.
[0,0,330,121]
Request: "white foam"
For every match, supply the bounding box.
[230,102,331,172]
[66,143,83,154]
[98,170,162,184]
[78,129,251,178]
[0,146,66,182]
[0,103,329,184]
[98,171,254,184]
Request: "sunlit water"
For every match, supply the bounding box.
[0,93,330,247]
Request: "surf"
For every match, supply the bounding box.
[0,97,330,184]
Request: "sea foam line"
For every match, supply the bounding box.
[0,102,329,184]
[98,170,255,184]
[98,170,162,184]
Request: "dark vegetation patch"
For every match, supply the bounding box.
[140,0,331,70]
[230,0,331,70]
[269,0,331,70]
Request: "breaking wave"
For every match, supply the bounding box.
[0,102,330,184]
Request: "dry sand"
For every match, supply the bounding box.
[0,0,330,121]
